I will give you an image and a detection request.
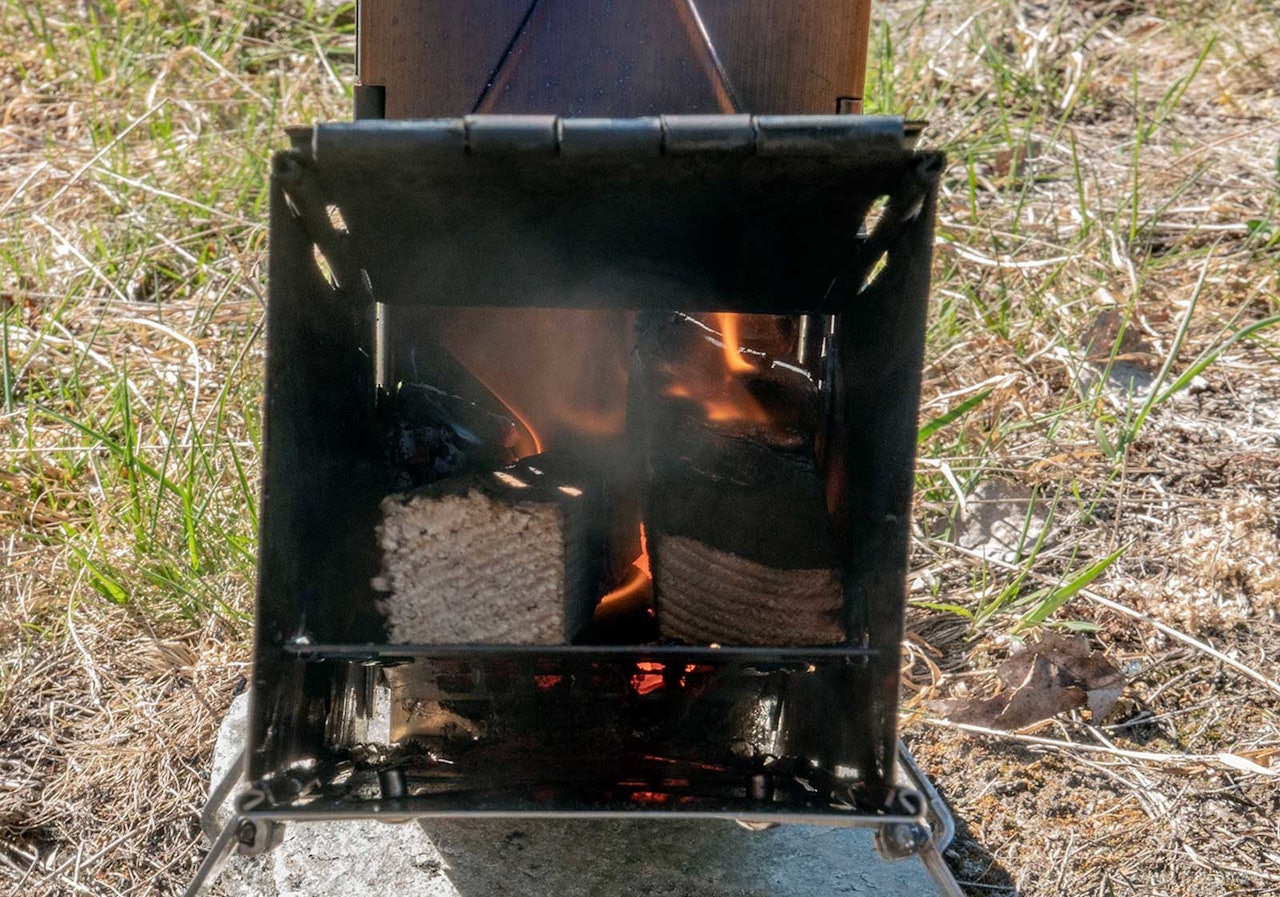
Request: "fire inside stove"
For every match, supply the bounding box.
[378,308,839,649]
[250,115,941,825]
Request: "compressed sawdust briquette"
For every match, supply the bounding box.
[654,534,844,646]
[373,467,595,644]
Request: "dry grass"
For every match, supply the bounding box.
[1,1,351,893]
[885,0,1280,893]
[1,0,1278,895]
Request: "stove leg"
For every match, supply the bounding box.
[182,814,245,897]
[882,742,966,897]
[920,841,967,897]
[199,747,245,842]
[185,748,286,896]
[874,819,932,860]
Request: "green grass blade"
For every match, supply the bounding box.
[1155,314,1280,405]
[918,387,993,445]
[68,543,130,606]
[1012,543,1130,634]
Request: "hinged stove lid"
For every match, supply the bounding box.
[274,115,940,315]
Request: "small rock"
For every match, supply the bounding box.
[956,478,1051,563]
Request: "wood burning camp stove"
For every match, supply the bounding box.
[190,2,955,892]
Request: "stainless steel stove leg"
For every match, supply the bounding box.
[920,841,966,897]
[185,748,248,897]
[184,748,287,896]
[199,748,245,842]
[874,743,966,897]
[182,815,243,897]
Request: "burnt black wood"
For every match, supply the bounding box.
[634,316,836,572]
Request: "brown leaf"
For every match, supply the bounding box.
[1018,631,1125,720]
[930,632,1124,730]
[996,655,1089,729]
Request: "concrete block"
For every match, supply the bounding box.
[206,693,945,896]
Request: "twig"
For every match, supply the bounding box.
[1076,587,1280,699]
[1180,841,1280,883]
[31,214,131,305]
[311,33,345,91]
[0,842,104,897]
[93,168,251,226]
[940,238,1074,270]
[0,159,50,216]
[120,315,205,427]
[0,841,36,895]
[919,717,1279,777]
[65,587,104,708]
[38,100,167,213]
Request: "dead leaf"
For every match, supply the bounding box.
[930,631,1124,730]
[1215,751,1279,776]
[1077,308,1160,404]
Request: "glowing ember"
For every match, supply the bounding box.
[533,674,564,689]
[628,659,710,694]
[631,661,666,695]
[629,791,670,805]
[677,662,709,688]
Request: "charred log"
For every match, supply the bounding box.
[379,346,540,492]
[635,312,845,647]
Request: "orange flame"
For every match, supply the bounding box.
[702,398,768,424]
[716,313,757,374]
[637,523,650,577]
[660,315,771,425]
[597,565,651,611]
[598,525,651,610]
[437,308,629,454]
[461,367,543,459]
[664,379,768,425]
[503,396,544,457]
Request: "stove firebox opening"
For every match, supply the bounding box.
[251,116,940,827]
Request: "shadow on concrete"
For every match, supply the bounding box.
[419,818,950,896]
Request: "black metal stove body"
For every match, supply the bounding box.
[243,114,941,829]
